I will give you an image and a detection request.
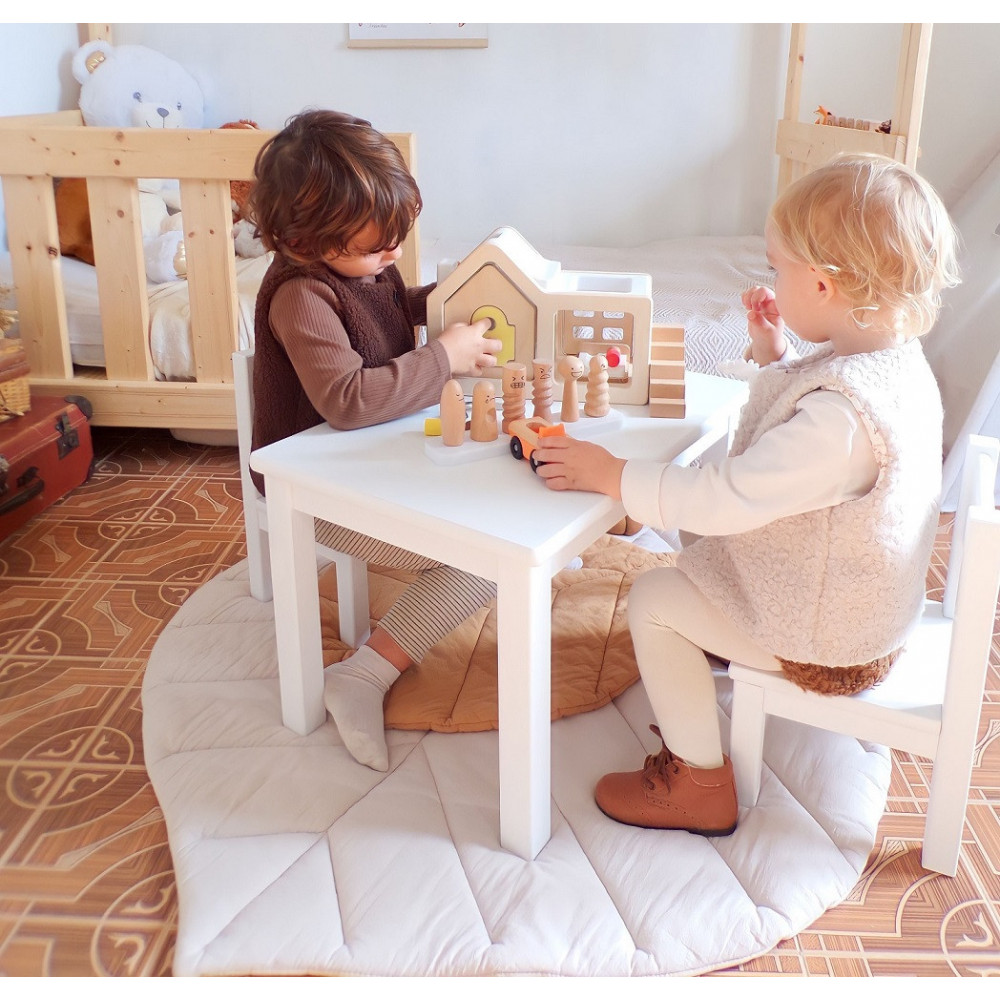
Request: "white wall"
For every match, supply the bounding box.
[110,22,786,249]
[2,22,999,253]
[0,22,80,250]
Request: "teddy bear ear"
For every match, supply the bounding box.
[72,40,113,85]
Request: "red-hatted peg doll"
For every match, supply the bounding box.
[470,380,499,442]
[585,354,610,417]
[440,378,466,446]
[531,359,554,421]
[502,361,527,434]
[558,355,585,422]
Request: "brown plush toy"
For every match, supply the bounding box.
[219,119,259,221]
[220,120,267,258]
[54,177,96,266]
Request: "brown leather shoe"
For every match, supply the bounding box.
[595,726,738,835]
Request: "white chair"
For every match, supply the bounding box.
[728,434,1000,876]
[232,348,371,648]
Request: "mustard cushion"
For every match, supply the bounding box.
[318,535,676,733]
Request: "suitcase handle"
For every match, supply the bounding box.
[0,474,44,515]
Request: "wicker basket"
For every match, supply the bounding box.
[0,338,30,422]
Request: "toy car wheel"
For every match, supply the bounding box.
[510,437,524,461]
[529,454,542,473]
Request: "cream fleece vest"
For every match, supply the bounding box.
[677,340,942,669]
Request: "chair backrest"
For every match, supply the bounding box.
[232,348,259,501]
[940,439,1000,739]
[944,434,1000,618]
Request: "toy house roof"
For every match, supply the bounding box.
[438,227,651,300]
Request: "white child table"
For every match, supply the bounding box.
[249,371,748,860]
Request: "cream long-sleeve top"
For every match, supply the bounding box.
[620,353,881,536]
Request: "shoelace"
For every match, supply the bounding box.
[641,724,682,790]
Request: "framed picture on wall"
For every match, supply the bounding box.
[347,24,488,48]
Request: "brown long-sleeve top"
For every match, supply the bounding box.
[250,254,449,493]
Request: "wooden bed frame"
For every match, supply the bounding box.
[0,113,418,431]
[775,23,931,194]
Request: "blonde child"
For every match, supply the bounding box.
[247,110,502,772]
[533,153,960,835]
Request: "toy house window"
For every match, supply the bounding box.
[571,310,595,340]
[558,309,635,354]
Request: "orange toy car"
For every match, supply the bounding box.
[507,417,566,472]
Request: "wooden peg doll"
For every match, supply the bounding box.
[585,354,610,418]
[440,378,466,446]
[470,380,499,442]
[501,361,527,434]
[531,359,554,421]
[557,355,586,422]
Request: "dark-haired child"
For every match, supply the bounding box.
[248,109,502,772]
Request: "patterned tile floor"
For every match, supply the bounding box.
[0,425,998,977]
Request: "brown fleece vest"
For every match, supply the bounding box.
[250,255,417,493]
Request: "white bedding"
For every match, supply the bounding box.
[0,252,271,379]
[2,235,779,385]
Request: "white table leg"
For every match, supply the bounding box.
[496,560,552,859]
[266,479,327,735]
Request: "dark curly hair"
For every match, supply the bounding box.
[246,109,422,268]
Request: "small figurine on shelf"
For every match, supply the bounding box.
[440,378,466,447]
[815,105,891,133]
[470,380,499,442]
[531,359,554,421]
[558,355,585,422]
[585,354,610,418]
[501,361,527,434]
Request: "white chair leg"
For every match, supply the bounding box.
[728,675,767,807]
[245,518,273,602]
[921,780,966,877]
[332,552,370,649]
[921,728,979,876]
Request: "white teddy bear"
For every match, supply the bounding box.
[72,40,205,283]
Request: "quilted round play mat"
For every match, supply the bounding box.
[142,543,891,977]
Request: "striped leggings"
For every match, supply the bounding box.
[315,519,497,663]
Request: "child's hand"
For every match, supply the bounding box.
[532,435,626,499]
[742,285,787,365]
[437,318,503,376]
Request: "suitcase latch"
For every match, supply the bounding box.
[55,413,79,459]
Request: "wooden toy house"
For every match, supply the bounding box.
[426,227,655,405]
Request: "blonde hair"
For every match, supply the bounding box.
[768,153,960,337]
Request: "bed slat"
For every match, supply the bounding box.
[1,174,73,378]
[87,176,155,381]
[775,119,908,176]
[181,177,240,383]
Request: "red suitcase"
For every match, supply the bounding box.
[0,394,94,542]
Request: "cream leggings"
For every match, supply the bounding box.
[315,519,497,664]
[627,565,782,769]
